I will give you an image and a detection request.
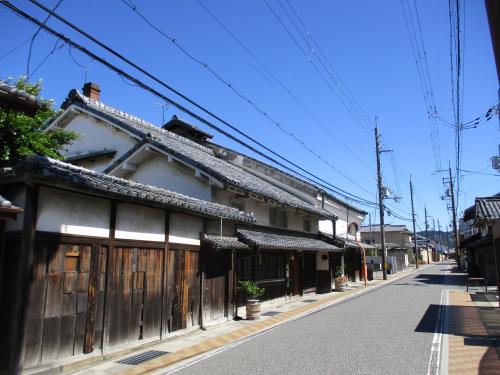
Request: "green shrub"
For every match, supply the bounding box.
[239,280,265,299]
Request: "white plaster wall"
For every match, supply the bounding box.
[206,219,235,236]
[4,186,26,232]
[115,203,165,241]
[319,219,333,235]
[169,213,203,245]
[242,199,270,226]
[316,251,330,271]
[36,187,110,237]
[64,115,136,172]
[128,155,212,201]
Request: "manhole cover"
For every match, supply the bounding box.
[116,350,169,365]
[261,311,281,316]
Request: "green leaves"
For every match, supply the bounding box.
[0,77,78,160]
[239,280,265,299]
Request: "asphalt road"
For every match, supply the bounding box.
[169,263,465,375]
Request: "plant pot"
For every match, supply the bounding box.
[334,279,345,292]
[246,299,261,320]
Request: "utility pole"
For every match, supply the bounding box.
[425,206,430,264]
[375,123,388,280]
[433,218,437,261]
[410,176,418,269]
[449,165,460,257]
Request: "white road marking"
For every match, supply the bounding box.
[427,265,451,375]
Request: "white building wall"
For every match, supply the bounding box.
[115,203,165,242]
[36,187,110,237]
[63,115,136,172]
[128,155,212,201]
[169,213,203,246]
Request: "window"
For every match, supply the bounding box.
[270,207,287,228]
[303,218,312,232]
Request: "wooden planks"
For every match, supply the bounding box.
[105,247,164,348]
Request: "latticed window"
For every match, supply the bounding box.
[270,207,287,228]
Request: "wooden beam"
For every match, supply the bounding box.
[11,184,38,375]
[160,211,170,338]
[83,244,100,353]
[100,200,116,353]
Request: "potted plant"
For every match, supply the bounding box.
[239,280,265,320]
[333,266,347,292]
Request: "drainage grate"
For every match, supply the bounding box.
[116,350,169,365]
[261,311,281,316]
[302,299,317,303]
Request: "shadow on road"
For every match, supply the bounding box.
[413,273,464,286]
[415,304,499,343]
[415,302,500,374]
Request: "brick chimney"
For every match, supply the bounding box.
[82,82,101,101]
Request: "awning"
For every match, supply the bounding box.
[201,234,250,251]
[237,228,342,252]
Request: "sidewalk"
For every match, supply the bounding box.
[65,267,420,375]
[445,288,500,375]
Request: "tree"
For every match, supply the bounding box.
[0,77,77,160]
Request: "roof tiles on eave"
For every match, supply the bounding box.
[475,198,500,220]
[67,92,330,218]
[1,155,254,223]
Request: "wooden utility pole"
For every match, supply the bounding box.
[449,165,460,257]
[375,124,388,280]
[410,176,418,269]
[425,206,430,264]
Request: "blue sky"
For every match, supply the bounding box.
[1,0,498,232]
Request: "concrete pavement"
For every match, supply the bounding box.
[68,266,423,375]
[68,263,500,375]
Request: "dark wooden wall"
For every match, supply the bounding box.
[203,251,230,321]
[164,249,200,333]
[5,233,205,371]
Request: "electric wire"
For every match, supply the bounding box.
[119,0,375,199]
[7,0,379,209]
[26,0,64,77]
[195,0,374,169]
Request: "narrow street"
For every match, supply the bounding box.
[169,264,464,375]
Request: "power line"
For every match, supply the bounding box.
[195,0,374,170]
[119,0,376,198]
[26,0,64,77]
[7,0,379,208]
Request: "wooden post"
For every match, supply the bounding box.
[199,219,206,330]
[11,184,38,375]
[83,244,100,353]
[100,200,116,353]
[160,211,170,338]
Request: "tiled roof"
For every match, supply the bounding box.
[463,196,500,222]
[237,228,341,252]
[475,198,500,221]
[0,80,48,115]
[1,155,255,223]
[202,234,250,251]
[342,237,376,249]
[62,91,329,218]
[360,224,410,233]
